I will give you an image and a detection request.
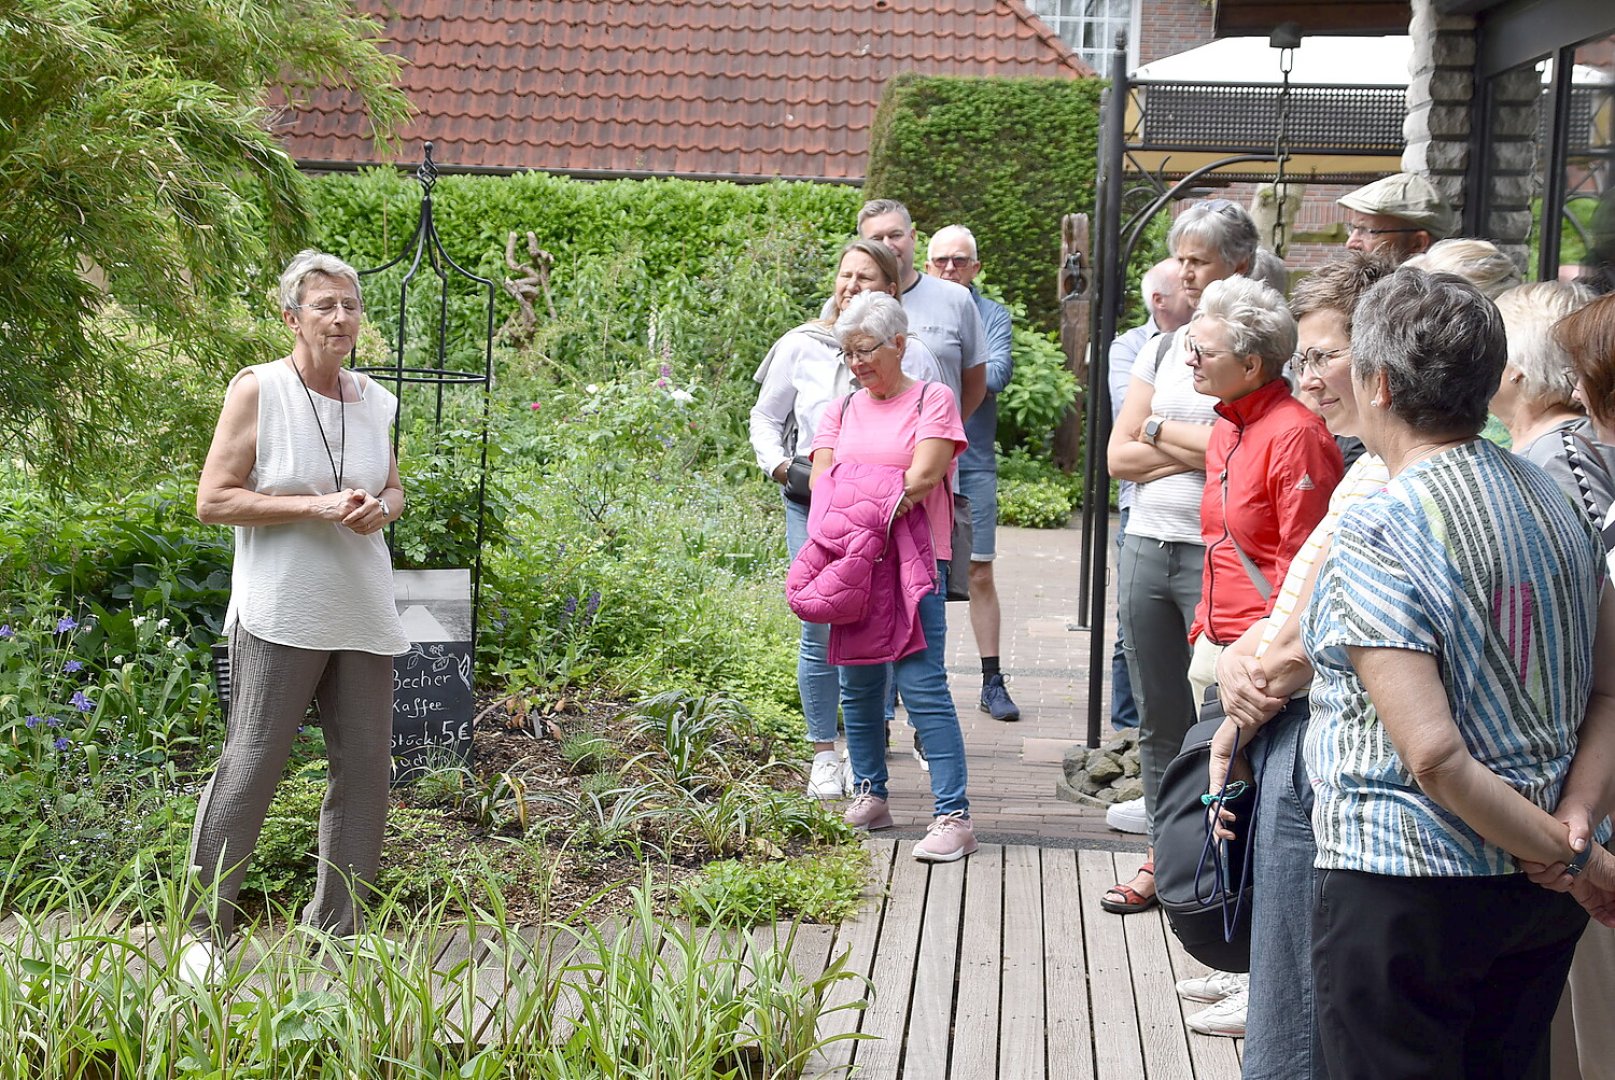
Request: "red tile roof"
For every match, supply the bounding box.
[276,0,1092,182]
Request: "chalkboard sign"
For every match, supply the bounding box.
[390,569,475,783]
[391,641,473,781]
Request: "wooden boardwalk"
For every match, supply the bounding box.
[800,837,1242,1080]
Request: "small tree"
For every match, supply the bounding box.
[0,0,410,486]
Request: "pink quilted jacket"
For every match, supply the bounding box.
[786,461,937,666]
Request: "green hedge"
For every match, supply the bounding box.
[864,74,1105,333]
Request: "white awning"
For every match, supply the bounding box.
[1133,36,1412,85]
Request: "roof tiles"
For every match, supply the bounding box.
[276,0,1091,181]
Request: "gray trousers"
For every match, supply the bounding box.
[187,625,393,939]
[1116,532,1204,846]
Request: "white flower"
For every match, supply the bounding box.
[168,637,183,649]
[669,389,694,404]
[112,655,124,665]
[131,616,147,628]
[585,383,600,394]
[156,617,171,630]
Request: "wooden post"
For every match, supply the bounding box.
[1053,213,1092,473]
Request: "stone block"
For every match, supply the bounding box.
[1404,105,1470,144]
[1491,105,1544,139]
[1112,777,1144,802]
[1486,210,1534,245]
[1089,754,1124,784]
[1490,69,1545,105]
[1488,172,1541,204]
[1403,139,1469,173]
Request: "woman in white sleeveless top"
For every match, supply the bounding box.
[179,250,408,981]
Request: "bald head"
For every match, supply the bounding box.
[1143,258,1194,333]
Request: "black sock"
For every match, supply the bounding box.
[981,656,1000,682]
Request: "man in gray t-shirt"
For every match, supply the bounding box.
[857,199,987,421]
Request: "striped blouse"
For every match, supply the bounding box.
[1302,440,1603,876]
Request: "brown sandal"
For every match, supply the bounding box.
[1100,860,1157,914]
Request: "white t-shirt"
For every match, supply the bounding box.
[1126,329,1217,545]
[223,360,409,655]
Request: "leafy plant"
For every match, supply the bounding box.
[676,848,872,926]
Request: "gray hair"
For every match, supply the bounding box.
[278,249,361,313]
[1350,268,1506,437]
[1403,238,1521,300]
[857,198,913,231]
[1494,281,1595,409]
[836,291,908,346]
[1248,248,1289,295]
[1168,199,1259,273]
[1191,275,1297,379]
[926,225,978,262]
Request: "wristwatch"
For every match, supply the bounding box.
[377,497,391,521]
[1142,415,1166,446]
[1566,843,1594,877]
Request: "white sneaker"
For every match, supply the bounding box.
[1176,969,1248,1003]
[807,752,844,800]
[1105,796,1148,834]
[1186,988,1248,1037]
[175,936,224,986]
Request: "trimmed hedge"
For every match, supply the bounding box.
[864,74,1106,333]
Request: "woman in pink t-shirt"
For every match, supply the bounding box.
[809,292,975,863]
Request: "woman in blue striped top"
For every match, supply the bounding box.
[1300,268,1615,1079]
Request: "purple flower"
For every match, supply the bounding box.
[53,736,70,752]
[70,690,93,713]
[564,596,579,616]
[585,590,601,617]
[25,715,42,729]
[659,364,672,378]
[656,378,668,388]
[55,616,77,634]
[0,624,13,639]
[45,716,60,728]
[63,659,83,674]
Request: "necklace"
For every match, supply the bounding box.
[289,358,346,492]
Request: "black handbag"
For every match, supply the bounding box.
[783,455,813,506]
[946,492,972,601]
[1154,689,1258,973]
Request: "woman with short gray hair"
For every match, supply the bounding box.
[1301,267,1614,1076]
[183,248,408,981]
[1491,281,1612,524]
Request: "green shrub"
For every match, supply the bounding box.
[865,74,1108,333]
[675,847,871,925]
[996,448,1084,528]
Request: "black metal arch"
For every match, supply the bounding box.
[355,142,497,648]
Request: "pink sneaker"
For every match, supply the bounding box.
[843,791,893,831]
[913,812,977,862]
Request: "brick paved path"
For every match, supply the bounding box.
[879,521,1146,851]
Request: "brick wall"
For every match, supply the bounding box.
[1138,0,1215,66]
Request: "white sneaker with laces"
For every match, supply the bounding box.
[807,752,845,800]
[1105,795,1148,834]
[175,936,224,986]
[1186,987,1248,1037]
[1176,969,1248,1003]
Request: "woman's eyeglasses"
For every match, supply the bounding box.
[841,341,889,363]
[299,299,363,317]
[1292,346,1348,374]
[1186,338,1237,363]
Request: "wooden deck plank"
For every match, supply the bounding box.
[1123,909,1196,1080]
[808,838,898,1079]
[950,844,1004,1080]
[1079,850,1147,1079]
[849,840,930,1079]
[1041,848,1096,1080]
[905,851,967,1079]
[1162,921,1243,1080]
[999,845,1047,1080]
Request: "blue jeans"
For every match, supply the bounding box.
[841,563,968,817]
[784,496,840,743]
[1243,699,1324,1080]
[1110,508,1139,730]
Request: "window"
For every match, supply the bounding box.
[1025,0,1135,73]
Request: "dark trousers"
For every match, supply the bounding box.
[1312,867,1588,1080]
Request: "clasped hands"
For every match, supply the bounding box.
[320,488,390,535]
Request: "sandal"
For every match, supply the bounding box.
[1100,860,1157,914]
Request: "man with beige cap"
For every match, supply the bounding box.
[1338,172,1455,262]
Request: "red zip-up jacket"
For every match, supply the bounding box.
[1190,378,1343,645]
